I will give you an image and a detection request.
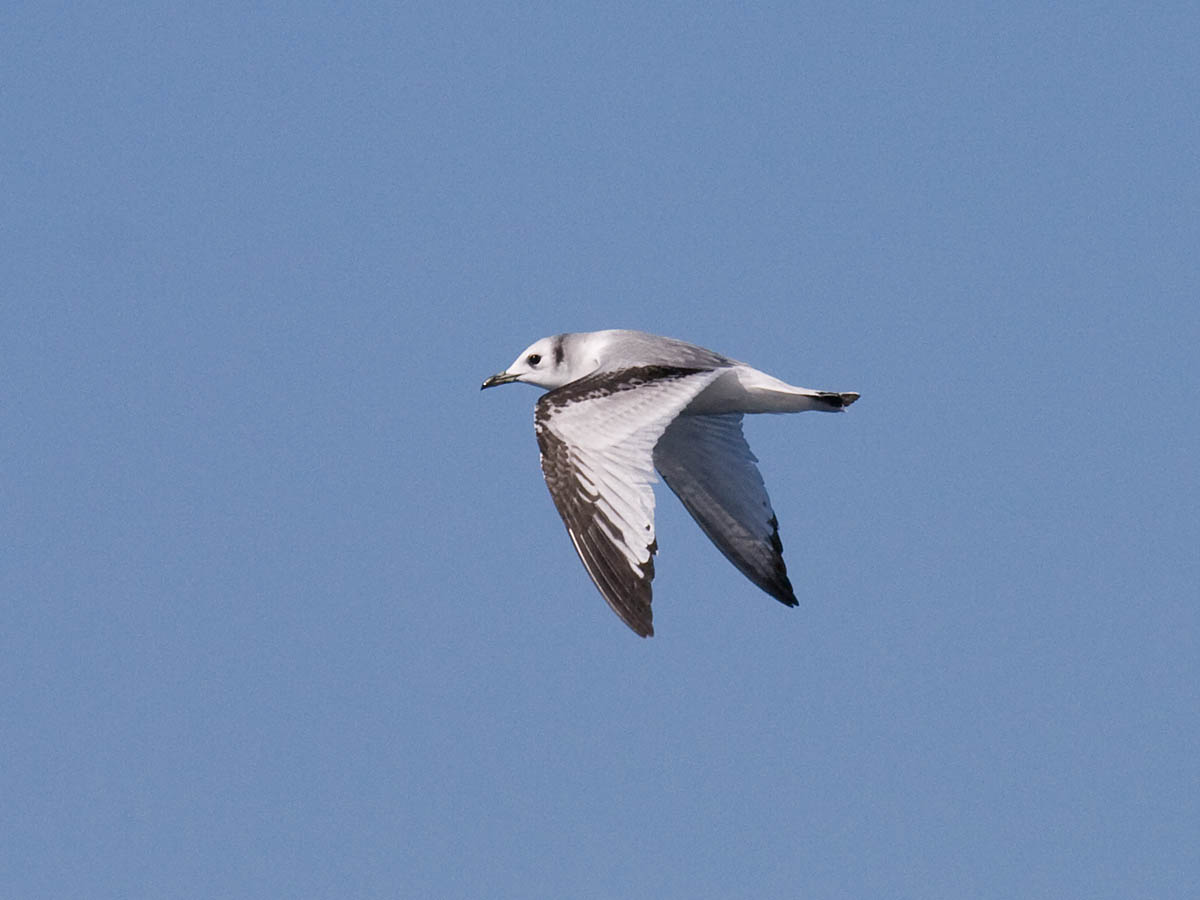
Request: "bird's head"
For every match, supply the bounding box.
[481,334,593,391]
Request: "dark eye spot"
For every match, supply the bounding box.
[527,353,542,365]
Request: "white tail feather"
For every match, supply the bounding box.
[686,366,859,414]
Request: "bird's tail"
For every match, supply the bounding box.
[811,391,860,411]
[740,370,860,412]
[691,366,860,414]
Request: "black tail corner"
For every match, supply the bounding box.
[817,391,860,410]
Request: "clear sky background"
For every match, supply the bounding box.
[3,3,1197,898]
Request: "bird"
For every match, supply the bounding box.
[481,329,858,637]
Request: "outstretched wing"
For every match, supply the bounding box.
[652,413,797,607]
[535,367,723,637]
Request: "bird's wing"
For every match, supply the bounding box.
[652,413,797,606]
[535,366,723,637]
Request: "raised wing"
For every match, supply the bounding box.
[652,413,797,607]
[535,366,722,637]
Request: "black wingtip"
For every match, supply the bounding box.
[770,570,799,608]
[620,601,655,637]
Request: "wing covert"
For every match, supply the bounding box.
[535,367,722,636]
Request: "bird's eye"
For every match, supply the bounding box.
[527,353,542,366]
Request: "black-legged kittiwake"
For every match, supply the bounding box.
[481,329,859,637]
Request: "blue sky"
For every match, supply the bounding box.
[3,3,1197,897]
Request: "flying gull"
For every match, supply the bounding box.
[481,329,858,637]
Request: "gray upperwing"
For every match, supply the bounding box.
[652,413,797,607]
[536,366,725,637]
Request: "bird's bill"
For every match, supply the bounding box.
[480,371,520,390]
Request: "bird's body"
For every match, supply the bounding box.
[482,329,858,637]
